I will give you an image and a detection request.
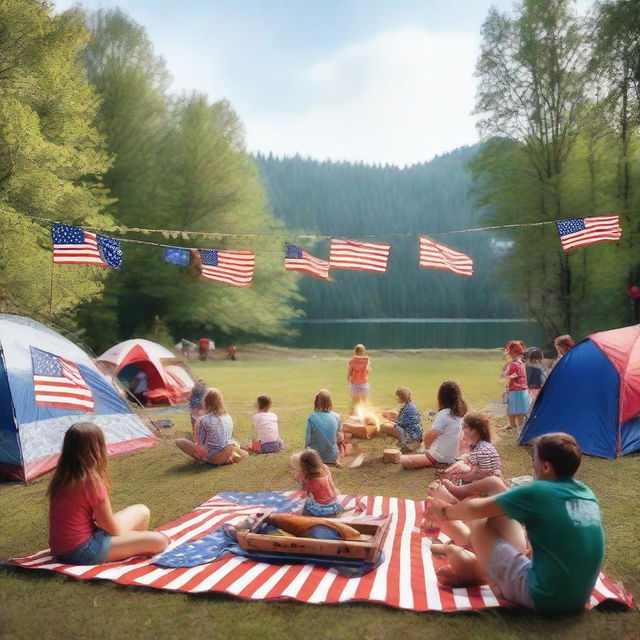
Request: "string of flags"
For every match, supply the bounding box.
[47,215,623,288]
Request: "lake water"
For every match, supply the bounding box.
[276,319,543,349]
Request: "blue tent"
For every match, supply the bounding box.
[0,314,157,481]
[519,325,640,458]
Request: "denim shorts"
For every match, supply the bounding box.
[58,528,111,565]
[486,537,535,608]
[302,497,345,517]
[350,383,370,397]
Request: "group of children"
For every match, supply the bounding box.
[45,336,607,615]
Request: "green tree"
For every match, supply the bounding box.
[0,1,113,319]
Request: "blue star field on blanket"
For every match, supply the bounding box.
[152,491,304,568]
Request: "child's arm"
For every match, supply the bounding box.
[93,494,122,536]
[304,417,312,448]
[326,468,339,496]
[346,364,353,383]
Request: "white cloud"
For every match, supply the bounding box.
[244,28,480,166]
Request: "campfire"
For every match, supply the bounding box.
[342,404,381,439]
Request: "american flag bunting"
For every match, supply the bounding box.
[419,235,473,277]
[51,223,122,269]
[199,249,255,287]
[284,243,330,280]
[329,238,390,273]
[556,216,622,252]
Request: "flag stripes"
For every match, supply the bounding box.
[419,235,473,277]
[556,215,622,252]
[329,239,390,273]
[284,243,330,280]
[10,492,634,612]
[199,250,255,287]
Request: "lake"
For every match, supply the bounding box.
[275,319,543,349]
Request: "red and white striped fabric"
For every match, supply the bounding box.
[329,239,390,273]
[10,493,634,612]
[199,249,255,287]
[419,236,473,277]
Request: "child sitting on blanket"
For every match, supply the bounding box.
[48,422,169,565]
[439,413,501,483]
[241,395,284,453]
[291,449,344,517]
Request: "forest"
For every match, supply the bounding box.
[0,0,638,350]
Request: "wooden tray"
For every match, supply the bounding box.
[236,516,390,562]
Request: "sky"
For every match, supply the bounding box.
[55,0,594,167]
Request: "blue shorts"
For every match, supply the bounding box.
[350,383,369,398]
[486,538,535,608]
[57,528,111,565]
[302,498,345,517]
[507,389,529,416]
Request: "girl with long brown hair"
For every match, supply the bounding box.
[48,423,168,565]
[400,381,467,469]
[175,388,247,465]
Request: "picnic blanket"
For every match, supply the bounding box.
[9,491,635,612]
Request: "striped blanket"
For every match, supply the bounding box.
[10,492,634,612]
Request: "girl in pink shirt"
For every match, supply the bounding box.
[48,422,169,565]
[502,340,529,430]
[242,395,284,453]
[291,449,344,517]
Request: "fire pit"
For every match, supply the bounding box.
[342,405,380,439]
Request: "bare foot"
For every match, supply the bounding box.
[437,566,482,588]
[441,479,467,498]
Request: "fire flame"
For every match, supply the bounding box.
[354,403,381,429]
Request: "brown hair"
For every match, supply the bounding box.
[554,335,575,353]
[48,423,110,497]
[437,381,468,417]
[535,432,581,477]
[463,412,492,442]
[395,386,412,403]
[314,389,333,412]
[299,449,327,478]
[256,395,272,411]
[203,388,226,416]
[528,347,544,364]
[354,344,366,356]
[505,340,526,357]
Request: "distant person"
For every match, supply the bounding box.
[628,283,640,323]
[550,334,575,371]
[347,343,371,408]
[188,379,207,429]
[381,386,423,452]
[400,381,466,469]
[48,423,168,565]
[208,339,216,358]
[198,338,210,361]
[305,389,343,466]
[175,388,247,465]
[502,341,528,430]
[242,395,284,453]
[525,347,546,404]
[227,344,237,361]
[179,339,195,360]
[425,433,605,615]
[129,370,148,405]
[291,449,344,517]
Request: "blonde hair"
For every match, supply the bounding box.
[395,386,412,404]
[354,344,366,356]
[48,423,110,497]
[289,452,302,472]
[314,389,333,412]
[203,388,226,415]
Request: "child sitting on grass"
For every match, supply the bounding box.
[305,389,344,466]
[242,395,284,453]
[291,449,344,517]
[48,422,169,565]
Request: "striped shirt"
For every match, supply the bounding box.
[469,440,501,473]
[197,413,234,457]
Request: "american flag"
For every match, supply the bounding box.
[30,347,94,412]
[329,238,391,273]
[199,249,255,287]
[419,236,473,277]
[10,492,633,612]
[556,216,622,252]
[51,224,122,269]
[284,243,330,280]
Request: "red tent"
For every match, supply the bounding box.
[97,339,194,405]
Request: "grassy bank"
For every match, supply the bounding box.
[0,348,637,640]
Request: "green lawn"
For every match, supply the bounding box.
[0,348,638,640]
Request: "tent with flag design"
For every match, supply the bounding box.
[519,325,640,458]
[96,339,194,406]
[0,314,157,482]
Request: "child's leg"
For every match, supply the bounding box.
[400,453,439,469]
[441,475,508,499]
[427,481,458,504]
[113,504,151,532]
[105,530,169,562]
[507,415,517,429]
[434,545,484,586]
[175,438,206,460]
[515,414,525,429]
[208,444,237,465]
[380,423,400,439]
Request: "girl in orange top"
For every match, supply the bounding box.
[347,343,371,407]
[291,449,344,517]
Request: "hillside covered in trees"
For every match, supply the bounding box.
[256,148,516,320]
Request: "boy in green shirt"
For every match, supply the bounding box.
[426,432,604,613]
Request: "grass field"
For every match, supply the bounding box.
[1,348,638,640]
